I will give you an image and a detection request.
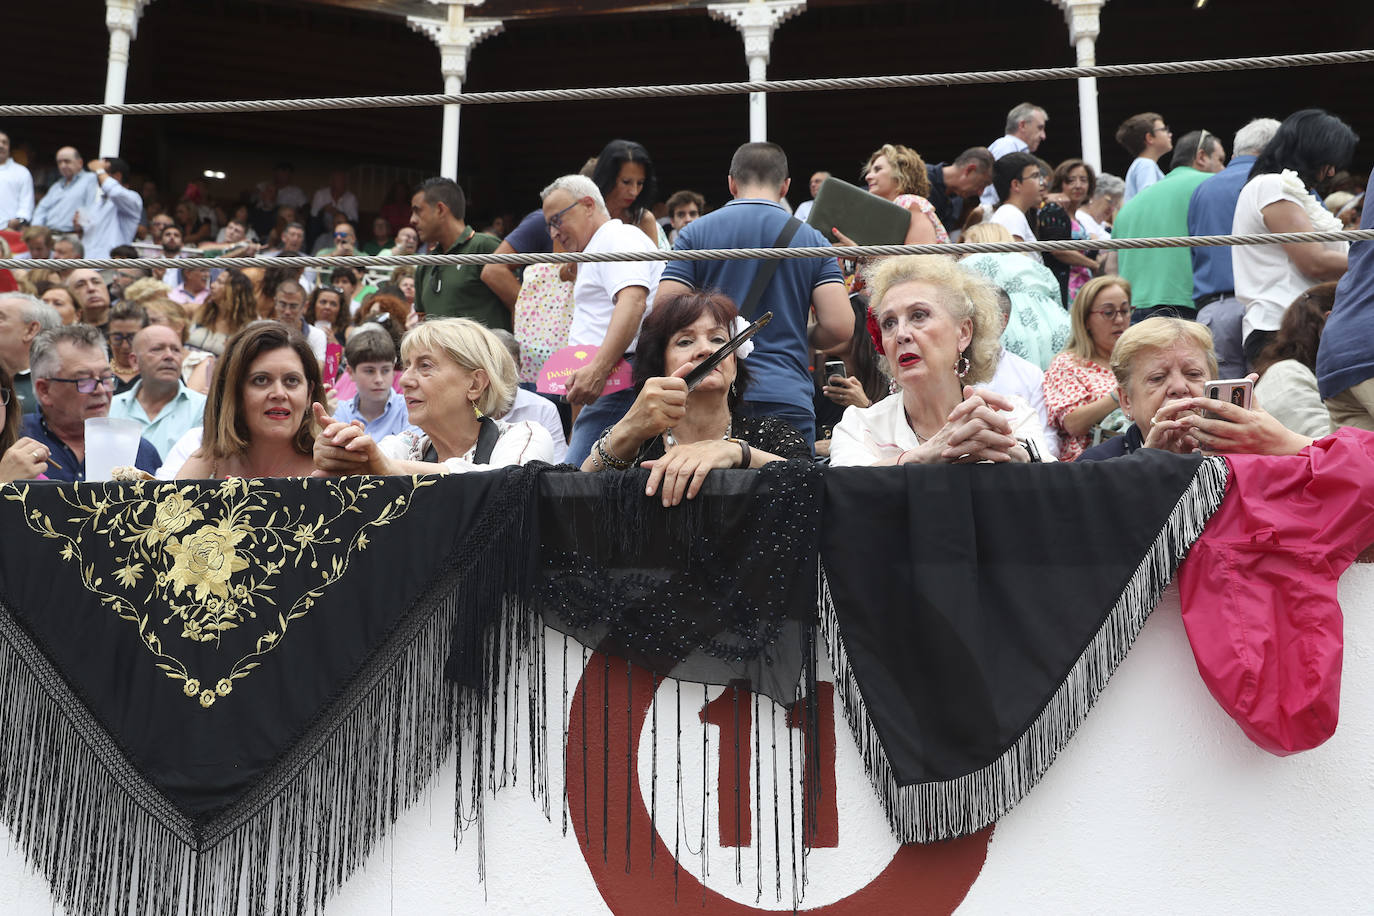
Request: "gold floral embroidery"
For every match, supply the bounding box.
[3,476,434,708]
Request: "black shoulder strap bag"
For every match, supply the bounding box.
[423,416,503,466]
[737,216,803,320]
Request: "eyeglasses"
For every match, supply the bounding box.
[334,232,350,240]
[1152,125,1172,135]
[546,200,581,233]
[1092,307,1133,321]
[47,375,118,394]
[109,332,137,345]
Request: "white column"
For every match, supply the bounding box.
[408,2,503,180]
[1053,0,1108,172]
[708,0,807,143]
[100,0,152,158]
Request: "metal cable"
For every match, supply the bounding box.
[3,49,1370,118]
[6,229,1370,273]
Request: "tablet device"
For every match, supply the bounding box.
[805,177,912,246]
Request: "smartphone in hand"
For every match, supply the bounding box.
[824,359,847,383]
[1204,378,1253,419]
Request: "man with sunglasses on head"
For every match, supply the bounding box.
[20,324,161,481]
[1115,129,1228,323]
[409,177,506,330]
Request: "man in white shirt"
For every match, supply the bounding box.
[0,131,34,229]
[540,174,663,465]
[310,171,359,225]
[988,152,1046,264]
[985,287,1058,458]
[77,157,143,260]
[490,329,569,463]
[794,170,830,222]
[979,103,1048,213]
[32,147,96,233]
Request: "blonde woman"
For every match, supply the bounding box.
[1042,275,1132,461]
[312,318,553,475]
[829,255,1051,466]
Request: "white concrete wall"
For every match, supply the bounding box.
[5,567,1373,914]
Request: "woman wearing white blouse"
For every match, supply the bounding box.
[312,318,553,475]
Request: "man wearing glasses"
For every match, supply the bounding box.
[271,280,328,364]
[19,324,161,482]
[989,152,1048,264]
[540,174,663,466]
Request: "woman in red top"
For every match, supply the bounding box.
[1043,275,1132,460]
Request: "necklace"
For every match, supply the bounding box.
[662,419,731,450]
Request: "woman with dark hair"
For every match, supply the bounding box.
[1253,281,1337,439]
[306,285,347,347]
[590,139,667,248]
[189,267,258,356]
[815,294,890,451]
[1043,158,1107,305]
[175,322,325,478]
[1234,108,1358,366]
[0,365,52,483]
[581,290,809,506]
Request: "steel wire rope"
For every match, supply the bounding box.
[8,229,1372,273]
[3,50,1372,117]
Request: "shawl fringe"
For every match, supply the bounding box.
[819,456,1230,844]
[0,470,542,916]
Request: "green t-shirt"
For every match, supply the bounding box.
[1114,166,1214,311]
[414,226,509,330]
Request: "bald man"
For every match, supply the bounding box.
[32,146,96,233]
[109,325,206,459]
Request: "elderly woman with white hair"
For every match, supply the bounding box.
[1079,317,1315,461]
[312,317,554,474]
[828,255,1053,466]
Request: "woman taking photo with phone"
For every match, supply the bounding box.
[1078,317,1315,461]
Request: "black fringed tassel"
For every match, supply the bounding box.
[819,456,1230,844]
[0,469,547,916]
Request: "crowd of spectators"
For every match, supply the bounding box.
[0,102,1370,488]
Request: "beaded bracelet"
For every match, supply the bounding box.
[594,428,634,471]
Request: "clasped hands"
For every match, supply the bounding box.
[898,387,1030,465]
[309,403,395,477]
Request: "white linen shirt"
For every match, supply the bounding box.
[0,159,34,224]
[989,204,1043,264]
[568,219,663,351]
[378,419,553,473]
[829,387,1054,467]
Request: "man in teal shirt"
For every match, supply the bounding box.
[1115,130,1228,322]
[109,325,206,464]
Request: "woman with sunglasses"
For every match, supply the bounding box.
[1043,275,1134,461]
